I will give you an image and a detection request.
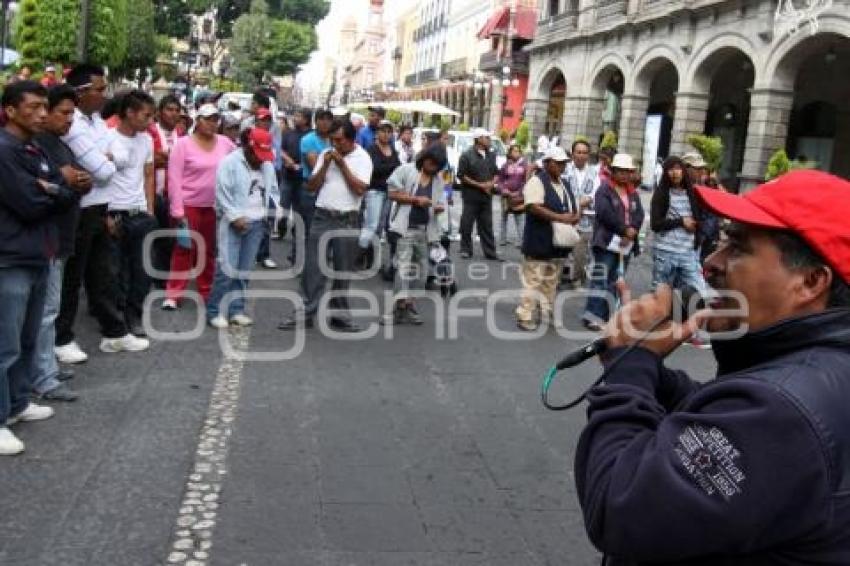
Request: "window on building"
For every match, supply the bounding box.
[549,0,559,17]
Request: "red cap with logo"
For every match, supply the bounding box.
[696,170,850,283]
[247,127,275,163]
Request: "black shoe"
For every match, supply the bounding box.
[582,319,604,332]
[485,255,506,263]
[57,368,75,382]
[328,318,363,333]
[278,316,314,331]
[405,304,423,326]
[36,383,79,402]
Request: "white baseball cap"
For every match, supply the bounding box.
[611,153,637,170]
[196,103,221,118]
[543,147,569,162]
[471,128,490,139]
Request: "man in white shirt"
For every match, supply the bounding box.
[562,139,600,286]
[56,64,145,363]
[102,90,157,346]
[278,119,373,332]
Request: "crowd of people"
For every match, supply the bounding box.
[0,61,725,455]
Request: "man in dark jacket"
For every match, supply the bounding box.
[0,81,85,455]
[576,169,850,565]
[457,128,501,261]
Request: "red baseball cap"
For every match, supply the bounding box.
[247,128,275,163]
[255,107,272,121]
[696,170,850,283]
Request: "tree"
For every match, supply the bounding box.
[687,134,724,172]
[267,0,329,25]
[35,0,79,64]
[154,0,192,38]
[229,0,271,85]
[121,0,156,81]
[88,0,129,68]
[13,0,39,68]
[261,18,316,77]
[600,130,618,151]
[515,120,530,149]
[765,149,791,181]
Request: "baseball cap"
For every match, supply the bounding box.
[543,147,569,162]
[247,128,275,163]
[682,152,708,168]
[196,103,220,118]
[45,65,56,73]
[255,107,272,121]
[611,153,637,170]
[696,170,850,283]
[378,119,394,130]
[471,128,490,139]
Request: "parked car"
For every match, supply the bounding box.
[445,131,507,186]
[217,92,280,121]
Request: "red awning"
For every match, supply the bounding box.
[477,7,538,40]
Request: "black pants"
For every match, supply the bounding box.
[151,193,173,288]
[460,194,497,258]
[110,211,158,327]
[301,209,359,321]
[56,205,127,345]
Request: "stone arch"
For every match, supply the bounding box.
[628,46,683,95]
[685,33,761,93]
[765,15,850,90]
[586,53,629,95]
[530,60,569,100]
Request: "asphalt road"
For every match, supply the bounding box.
[0,201,717,566]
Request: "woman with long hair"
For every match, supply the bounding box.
[162,104,236,310]
[649,155,707,293]
[497,144,529,247]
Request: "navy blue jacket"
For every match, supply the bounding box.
[0,129,78,267]
[521,171,575,260]
[575,309,850,565]
[592,182,645,256]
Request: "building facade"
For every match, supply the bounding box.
[526,0,850,187]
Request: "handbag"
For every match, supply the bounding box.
[552,222,581,248]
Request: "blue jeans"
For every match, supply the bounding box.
[207,218,266,319]
[583,248,630,323]
[652,248,707,293]
[0,265,48,423]
[358,190,387,249]
[31,260,63,395]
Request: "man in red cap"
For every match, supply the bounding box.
[574,169,850,564]
[205,127,279,329]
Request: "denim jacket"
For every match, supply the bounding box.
[215,149,279,222]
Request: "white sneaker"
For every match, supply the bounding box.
[229,314,253,327]
[208,316,229,329]
[0,428,24,455]
[55,341,88,364]
[161,299,178,311]
[6,402,55,426]
[99,334,150,353]
[261,258,278,269]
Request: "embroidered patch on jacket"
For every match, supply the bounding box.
[673,424,746,501]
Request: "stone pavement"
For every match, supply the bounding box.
[0,206,717,566]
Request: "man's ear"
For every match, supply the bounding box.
[799,265,833,308]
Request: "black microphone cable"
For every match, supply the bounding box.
[541,316,670,411]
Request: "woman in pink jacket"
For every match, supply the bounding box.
[162,104,235,309]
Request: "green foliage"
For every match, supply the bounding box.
[88,0,129,68]
[600,130,618,151]
[121,0,156,78]
[267,0,329,25]
[209,76,246,92]
[687,134,724,172]
[154,0,192,38]
[261,18,316,76]
[456,122,469,132]
[573,134,590,146]
[439,117,452,131]
[35,0,79,64]
[765,149,791,181]
[765,149,818,180]
[498,127,510,141]
[230,0,271,85]
[386,109,402,125]
[515,120,529,149]
[14,0,40,68]
[155,34,173,60]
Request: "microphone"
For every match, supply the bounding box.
[555,286,704,370]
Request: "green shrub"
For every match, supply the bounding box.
[600,130,618,151]
[456,122,469,132]
[515,120,529,149]
[687,134,724,172]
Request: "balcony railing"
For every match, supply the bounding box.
[479,50,530,74]
[596,0,627,24]
[404,68,437,87]
[441,57,467,80]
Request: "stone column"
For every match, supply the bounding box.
[740,88,794,190]
[670,92,709,157]
[489,83,504,133]
[560,95,585,147]
[617,93,649,158]
[525,97,549,148]
[581,96,606,149]
[464,87,474,125]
